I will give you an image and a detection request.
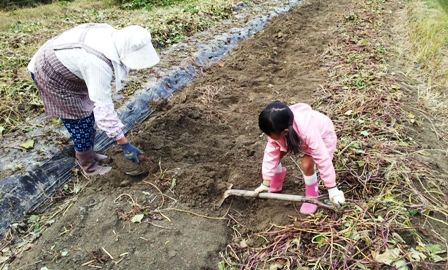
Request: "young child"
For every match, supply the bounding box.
[254,101,345,214]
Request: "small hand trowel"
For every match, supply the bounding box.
[124,154,153,176]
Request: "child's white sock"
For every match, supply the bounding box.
[275,163,282,173]
[303,173,317,185]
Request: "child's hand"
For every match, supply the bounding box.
[328,186,345,207]
[254,183,270,196]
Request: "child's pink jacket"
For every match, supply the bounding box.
[262,103,337,188]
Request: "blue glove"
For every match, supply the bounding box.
[119,142,143,163]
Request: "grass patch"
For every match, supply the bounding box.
[436,0,448,11]
[407,0,448,76]
[395,0,448,135]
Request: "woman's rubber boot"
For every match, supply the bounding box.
[76,148,112,177]
[92,131,108,162]
[269,167,286,193]
[94,152,108,162]
[300,182,319,214]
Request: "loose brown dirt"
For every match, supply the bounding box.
[6,0,448,269]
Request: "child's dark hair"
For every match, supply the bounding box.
[258,101,301,155]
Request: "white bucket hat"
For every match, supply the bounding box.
[112,25,160,70]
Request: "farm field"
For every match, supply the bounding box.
[1,0,448,269]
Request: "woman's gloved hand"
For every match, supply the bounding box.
[119,142,143,163]
[254,183,270,196]
[328,186,345,207]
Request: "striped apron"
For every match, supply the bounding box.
[33,24,113,119]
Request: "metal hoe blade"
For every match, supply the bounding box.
[124,154,152,176]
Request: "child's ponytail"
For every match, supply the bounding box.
[285,108,301,155]
[259,101,302,155]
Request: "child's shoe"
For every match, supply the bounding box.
[269,167,286,192]
[300,182,319,214]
